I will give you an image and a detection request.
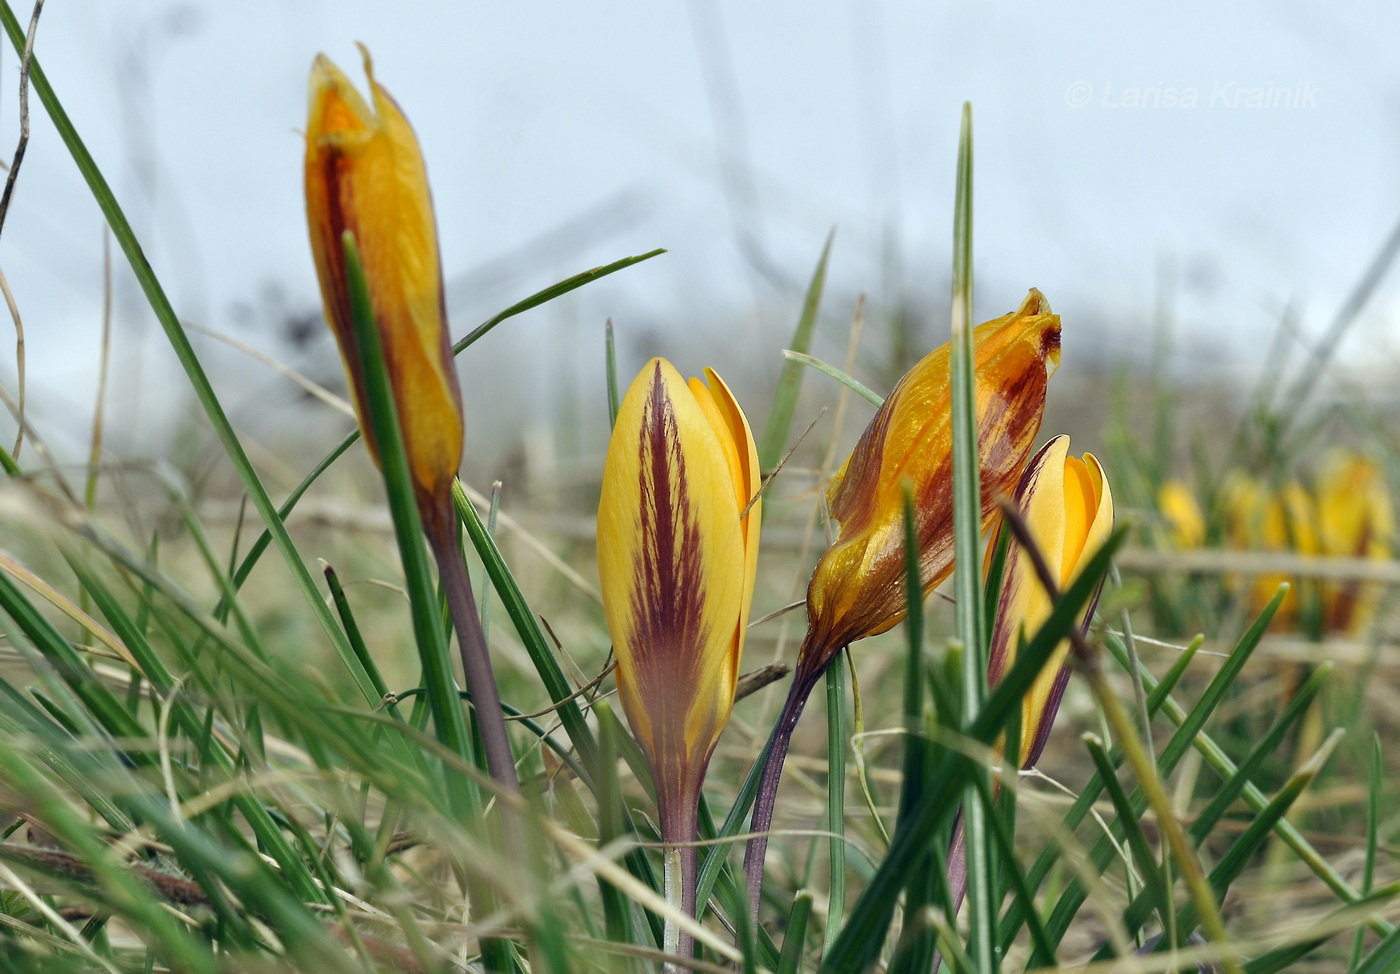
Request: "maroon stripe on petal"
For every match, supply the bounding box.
[629,363,712,774]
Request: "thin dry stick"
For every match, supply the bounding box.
[85,226,114,508]
[995,499,1242,974]
[0,379,79,503]
[767,292,867,676]
[0,264,23,457]
[0,0,44,239]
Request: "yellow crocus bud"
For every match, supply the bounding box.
[985,435,1114,768]
[1157,479,1206,549]
[304,47,463,509]
[798,288,1061,686]
[1316,451,1394,633]
[596,358,761,942]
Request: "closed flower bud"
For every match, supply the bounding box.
[596,358,761,946]
[985,435,1114,768]
[304,47,463,505]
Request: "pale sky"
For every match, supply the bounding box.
[4,1,1399,466]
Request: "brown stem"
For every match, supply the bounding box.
[422,494,520,797]
[742,661,821,933]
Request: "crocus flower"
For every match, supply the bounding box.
[1157,479,1206,549]
[596,358,761,962]
[799,288,1062,688]
[305,50,520,798]
[744,290,1061,921]
[985,435,1114,769]
[944,435,1113,920]
[304,47,463,510]
[1315,451,1394,633]
[1221,473,1318,629]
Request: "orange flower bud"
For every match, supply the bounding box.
[798,289,1061,684]
[985,435,1113,768]
[304,47,463,504]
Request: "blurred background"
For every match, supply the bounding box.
[2,0,1400,486]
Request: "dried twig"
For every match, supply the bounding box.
[0,0,45,239]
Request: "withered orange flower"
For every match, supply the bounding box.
[744,289,1061,923]
[799,288,1062,685]
[304,47,463,508]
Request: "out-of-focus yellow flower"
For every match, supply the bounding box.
[985,435,1113,768]
[796,289,1061,686]
[1316,451,1394,633]
[1157,479,1205,549]
[596,359,761,833]
[304,47,463,507]
[1221,473,1318,627]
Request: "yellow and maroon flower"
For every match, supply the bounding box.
[596,358,761,830]
[985,435,1114,768]
[304,47,463,506]
[798,288,1062,685]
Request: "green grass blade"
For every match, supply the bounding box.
[889,488,939,971]
[1353,921,1400,974]
[322,563,393,704]
[453,250,666,356]
[1170,729,1341,940]
[781,351,882,406]
[341,235,478,811]
[1084,734,1173,940]
[605,318,620,429]
[897,487,928,828]
[1350,735,1383,972]
[593,701,640,965]
[760,230,834,472]
[1099,658,1335,956]
[1189,662,1333,844]
[0,571,143,743]
[453,480,598,772]
[823,650,848,952]
[1033,588,1285,952]
[778,890,814,974]
[948,100,995,974]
